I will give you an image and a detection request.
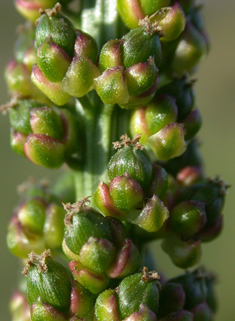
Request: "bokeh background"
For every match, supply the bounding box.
[0,0,235,319]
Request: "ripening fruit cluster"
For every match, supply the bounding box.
[2,0,228,321]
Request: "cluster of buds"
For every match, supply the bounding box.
[2,0,229,321]
[7,179,66,258]
[7,99,81,168]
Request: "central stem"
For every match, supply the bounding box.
[72,0,130,199]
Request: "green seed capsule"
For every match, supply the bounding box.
[95,289,121,321]
[10,129,27,157]
[31,298,68,321]
[108,135,153,192]
[24,250,72,312]
[118,268,160,319]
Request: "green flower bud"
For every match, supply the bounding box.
[69,261,110,294]
[44,203,65,249]
[63,199,112,261]
[31,65,70,106]
[23,250,72,312]
[7,216,46,258]
[95,289,121,321]
[93,181,127,220]
[74,30,98,64]
[109,172,144,212]
[147,164,168,198]
[169,268,208,309]
[10,129,28,157]
[158,283,185,319]
[189,301,213,321]
[98,39,123,72]
[10,291,31,321]
[14,23,35,63]
[70,279,96,319]
[24,133,65,168]
[157,75,195,120]
[148,123,186,161]
[159,310,193,321]
[124,304,157,321]
[128,194,169,232]
[31,297,68,321]
[170,200,207,238]
[150,3,185,42]
[30,107,64,140]
[37,36,71,82]
[161,234,202,268]
[23,44,37,71]
[117,0,170,29]
[171,22,207,76]
[35,4,76,58]
[79,236,116,273]
[15,0,58,22]
[117,268,160,319]
[176,166,204,186]
[94,66,129,105]
[62,55,100,97]
[122,25,162,68]
[106,239,141,278]
[108,135,153,192]
[196,215,223,243]
[181,109,202,141]
[18,198,46,235]
[124,57,158,97]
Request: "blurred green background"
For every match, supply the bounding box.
[0,0,235,320]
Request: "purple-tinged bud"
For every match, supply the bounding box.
[24,133,65,168]
[128,194,169,232]
[23,250,72,312]
[171,22,207,76]
[62,55,100,97]
[124,304,157,321]
[196,215,223,243]
[95,289,121,321]
[30,107,64,140]
[10,291,31,321]
[63,200,112,261]
[170,200,207,238]
[117,0,170,29]
[159,310,193,321]
[171,0,194,14]
[189,300,213,321]
[79,236,116,273]
[169,268,208,309]
[106,217,128,249]
[150,3,185,42]
[74,30,98,64]
[93,181,127,220]
[148,123,186,161]
[15,0,56,22]
[99,40,123,72]
[158,283,185,318]
[147,164,168,198]
[69,261,110,294]
[31,65,70,106]
[7,216,46,258]
[181,109,202,141]
[94,66,129,105]
[161,234,202,268]
[106,239,141,278]
[124,57,158,97]
[31,297,68,321]
[10,129,27,157]
[23,45,37,71]
[110,173,144,212]
[44,203,65,249]
[108,135,153,192]
[118,268,160,319]
[37,36,71,82]
[122,25,162,68]
[70,279,96,319]
[176,166,204,186]
[35,4,76,58]
[18,198,46,235]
